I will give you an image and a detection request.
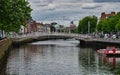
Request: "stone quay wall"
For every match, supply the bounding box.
[0,38,12,74]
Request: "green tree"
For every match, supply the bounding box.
[77,20,83,33]
[89,16,98,32]
[101,20,110,33]
[115,20,120,31]
[97,20,110,33]
[97,12,120,33]
[96,20,103,32]
[0,0,32,33]
[77,15,98,34]
[107,18,117,32]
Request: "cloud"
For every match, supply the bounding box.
[94,0,120,2]
[28,0,120,26]
[81,3,101,9]
[37,3,58,11]
[28,0,92,11]
[47,3,57,9]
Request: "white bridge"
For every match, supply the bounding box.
[13,32,90,39]
[11,32,120,46]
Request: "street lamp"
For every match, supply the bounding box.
[88,21,90,34]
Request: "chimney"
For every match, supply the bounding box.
[100,12,106,20]
[101,12,106,16]
[111,12,116,16]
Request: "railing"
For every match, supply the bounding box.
[11,32,84,39]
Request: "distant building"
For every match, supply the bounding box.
[31,20,38,32]
[43,23,51,33]
[50,22,57,33]
[64,27,70,33]
[59,25,64,33]
[36,22,44,32]
[69,21,77,33]
[100,12,116,20]
[24,20,38,33]
[69,24,76,30]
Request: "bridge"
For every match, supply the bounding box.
[12,32,83,45]
[11,32,120,46]
[13,32,78,39]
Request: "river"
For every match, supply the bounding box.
[5,39,120,75]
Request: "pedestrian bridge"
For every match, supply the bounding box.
[12,32,88,45]
[11,32,120,46]
[13,32,89,40]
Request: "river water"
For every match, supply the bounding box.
[5,39,120,75]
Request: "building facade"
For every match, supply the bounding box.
[36,22,44,32]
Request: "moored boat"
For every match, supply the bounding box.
[97,46,120,57]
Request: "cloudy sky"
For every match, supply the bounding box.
[28,0,120,26]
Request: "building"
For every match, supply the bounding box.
[23,20,38,33]
[43,23,51,33]
[69,21,77,33]
[59,25,65,33]
[100,12,116,20]
[36,22,44,32]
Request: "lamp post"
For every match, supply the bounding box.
[88,21,90,34]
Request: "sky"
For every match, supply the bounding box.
[28,0,120,26]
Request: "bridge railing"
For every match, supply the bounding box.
[12,32,69,37]
[11,31,91,40]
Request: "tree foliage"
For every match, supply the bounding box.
[97,20,110,33]
[115,20,120,31]
[0,0,32,32]
[97,12,120,33]
[77,15,98,34]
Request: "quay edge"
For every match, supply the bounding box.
[77,38,120,47]
[0,38,12,75]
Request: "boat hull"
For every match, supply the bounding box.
[106,53,120,57]
[97,48,120,57]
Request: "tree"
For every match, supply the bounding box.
[107,18,117,32]
[77,15,98,34]
[97,12,120,33]
[96,20,103,32]
[0,0,32,33]
[97,20,110,33]
[115,20,120,32]
[89,16,98,32]
[77,20,83,33]
[101,20,110,33]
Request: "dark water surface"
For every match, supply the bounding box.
[6,39,120,75]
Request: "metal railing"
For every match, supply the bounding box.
[11,32,84,39]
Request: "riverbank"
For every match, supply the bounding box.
[0,38,12,74]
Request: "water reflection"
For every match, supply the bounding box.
[98,53,120,72]
[78,48,114,74]
[5,39,117,75]
[78,48,97,74]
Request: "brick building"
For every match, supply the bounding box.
[100,12,116,20]
[25,20,38,33]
